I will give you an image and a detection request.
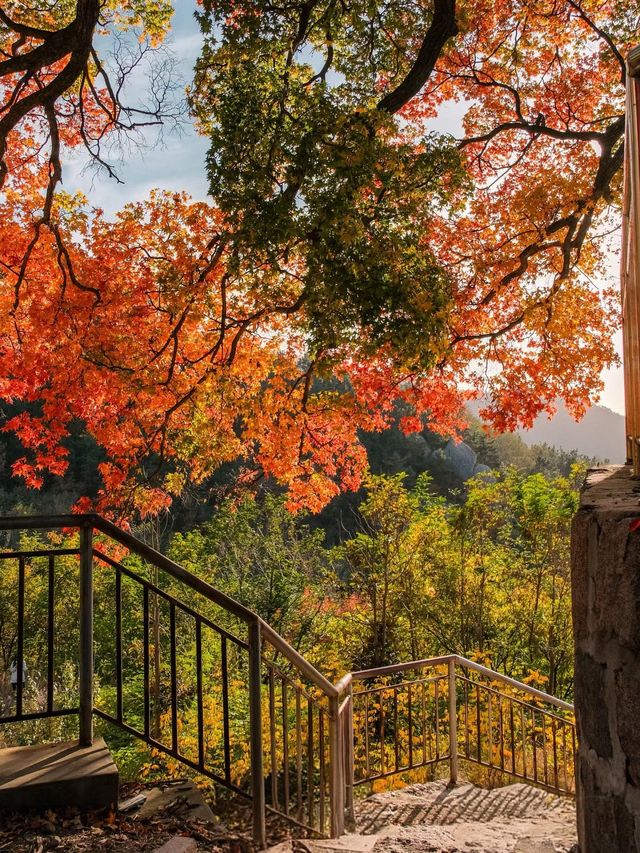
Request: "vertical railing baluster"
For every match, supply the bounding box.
[464,678,470,759]
[510,701,516,776]
[393,686,399,772]
[521,705,527,779]
[282,679,290,816]
[448,659,458,785]
[531,709,538,783]
[143,586,150,740]
[221,636,231,785]
[15,555,25,719]
[195,618,204,770]
[434,679,440,760]
[380,690,385,774]
[79,525,93,745]
[115,566,123,723]
[476,683,481,763]
[307,698,315,829]
[421,680,427,764]
[542,714,549,787]
[46,553,55,714]
[248,619,266,848]
[319,709,325,835]
[552,717,559,791]
[407,682,413,769]
[170,602,178,755]
[296,688,303,821]
[562,721,568,792]
[364,691,370,778]
[487,692,493,766]
[499,695,505,771]
[269,665,278,809]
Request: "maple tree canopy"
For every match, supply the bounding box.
[0,0,635,517]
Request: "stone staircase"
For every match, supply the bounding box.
[268,780,578,853]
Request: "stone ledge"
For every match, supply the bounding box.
[0,737,118,814]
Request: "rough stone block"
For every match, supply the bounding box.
[572,465,640,852]
[152,837,197,853]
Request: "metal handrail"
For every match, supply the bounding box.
[0,514,577,846]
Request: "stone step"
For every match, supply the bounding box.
[0,737,118,814]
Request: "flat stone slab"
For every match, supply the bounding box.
[0,737,118,814]
[152,837,197,853]
[136,780,217,826]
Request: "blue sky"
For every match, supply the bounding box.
[65,2,625,416]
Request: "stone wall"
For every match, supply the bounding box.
[572,465,640,852]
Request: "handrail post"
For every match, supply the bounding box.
[448,658,458,785]
[329,693,345,837]
[344,683,355,831]
[248,619,266,848]
[79,523,93,746]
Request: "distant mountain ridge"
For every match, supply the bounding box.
[470,401,626,463]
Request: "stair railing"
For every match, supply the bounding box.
[0,515,575,848]
[345,654,576,797]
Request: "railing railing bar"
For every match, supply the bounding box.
[93,709,248,797]
[531,709,538,783]
[260,619,337,697]
[393,687,399,773]
[353,756,441,786]
[143,586,150,740]
[520,705,527,780]
[94,550,248,650]
[264,803,324,837]
[552,717,559,790]
[463,677,469,758]
[499,696,505,771]
[510,701,516,777]
[354,655,574,712]
[0,548,79,559]
[476,683,481,764]
[268,664,279,810]
[434,678,440,760]
[46,553,55,714]
[364,691,370,777]
[454,754,572,795]
[318,709,325,834]
[407,682,413,768]
[542,714,549,787]
[307,698,315,829]
[421,681,427,764]
[455,675,574,724]
[115,566,123,723]
[282,679,290,816]
[221,635,232,786]
[169,602,178,756]
[296,688,303,822]
[16,555,25,719]
[562,722,568,791]
[380,691,386,774]
[487,692,493,767]
[352,654,455,680]
[352,673,446,698]
[260,655,322,705]
[195,618,205,770]
[0,707,77,723]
